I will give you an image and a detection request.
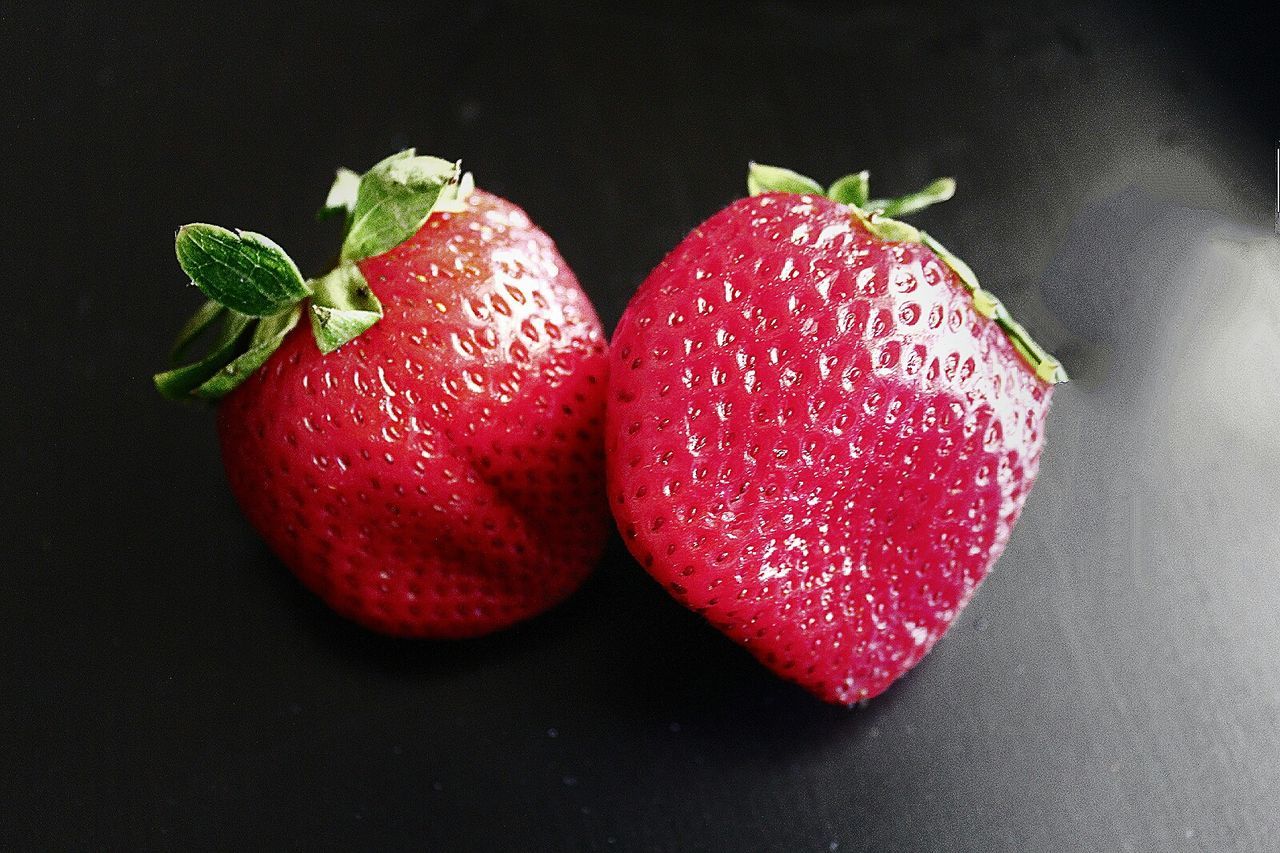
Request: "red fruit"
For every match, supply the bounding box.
[606,165,1065,704]
[159,153,610,637]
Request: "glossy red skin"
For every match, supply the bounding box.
[607,192,1052,704]
[218,190,610,637]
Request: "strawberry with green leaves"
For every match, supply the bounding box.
[158,151,610,637]
[607,164,1066,704]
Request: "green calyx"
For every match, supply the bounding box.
[746,162,1067,384]
[156,150,474,401]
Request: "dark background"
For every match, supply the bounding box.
[4,1,1278,850]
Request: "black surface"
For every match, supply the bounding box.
[4,1,1278,850]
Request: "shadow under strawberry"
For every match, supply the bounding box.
[586,546,891,750]
[240,522,883,755]
[239,535,598,679]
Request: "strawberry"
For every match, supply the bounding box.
[157,151,610,637]
[606,164,1066,704]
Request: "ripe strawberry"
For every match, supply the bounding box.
[607,164,1066,704]
[157,151,610,637]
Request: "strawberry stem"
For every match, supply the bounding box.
[156,150,474,402]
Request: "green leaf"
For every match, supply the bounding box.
[169,299,225,364]
[194,306,302,399]
[154,311,253,400]
[998,314,1071,384]
[746,162,824,197]
[872,177,956,217]
[319,167,362,222]
[308,263,382,353]
[863,215,920,243]
[432,170,475,213]
[916,230,1068,384]
[767,164,1067,386]
[970,288,1005,319]
[919,231,980,292]
[175,224,311,317]
[827,171,870,207]
[340,150,461,262]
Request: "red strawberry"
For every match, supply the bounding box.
[158,151,610,637]
[606,164,1066,704]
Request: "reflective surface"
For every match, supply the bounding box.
[4,1,1277,849]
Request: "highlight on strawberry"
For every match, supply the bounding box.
[606,162,1066,704]
[157,151,611,637]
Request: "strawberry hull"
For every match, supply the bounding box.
[218,191,611,638]
[607,192,1051,703]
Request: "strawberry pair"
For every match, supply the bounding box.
[158,151,1063,704]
